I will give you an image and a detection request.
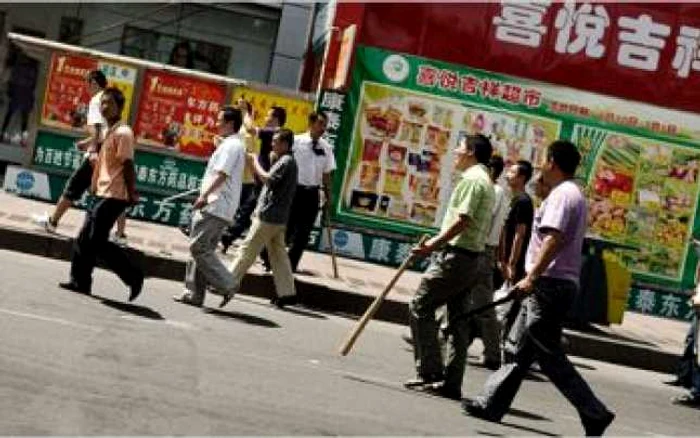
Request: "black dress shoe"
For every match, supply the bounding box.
[128,275,144,302]
[271,295,298,308]
[461,398,500,423]
[582,411,615,436]
[173,292,203,307]
[481,359,501,371]
[219,289,237,308]
[672,393,700,407]
[59,281,91,295]
[404,374,443,388]
[664,378,685,387]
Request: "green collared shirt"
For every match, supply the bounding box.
[440,163,495,252]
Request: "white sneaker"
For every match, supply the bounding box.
[111,233,128,247]
[32,212,57,233]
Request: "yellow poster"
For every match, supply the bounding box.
[99,60,137,119]
[231,87,313,134]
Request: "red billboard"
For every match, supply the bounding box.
[331,2,700,114]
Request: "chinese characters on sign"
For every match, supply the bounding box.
[628,288,694,321]
[32,131,205,196]
[415,65,543,109]
[318,90,347,149]
[41,53,137,131]
[492,1,699,78]
[134,70,226,157]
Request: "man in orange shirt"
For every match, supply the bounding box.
[59,87,144,301]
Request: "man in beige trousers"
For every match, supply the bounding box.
[220,128,298,309]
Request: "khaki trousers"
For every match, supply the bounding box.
[229,218,295,298]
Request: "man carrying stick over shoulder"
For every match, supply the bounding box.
[405,134,495,401]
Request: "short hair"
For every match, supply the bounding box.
[88,70,107,89]
[276,128,294,150]
[488,154,505,180]
[221,106,243,132]
[547,140,581,176]
[271,106,287,127]
[516,159,534,183]
[102,87,125,114]
[308,111,328,125]
[465,134,493,165]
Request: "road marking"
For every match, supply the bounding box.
[119,315,196,330]
[0,307,100,331]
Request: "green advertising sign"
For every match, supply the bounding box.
[332,46,700,292]
[32,130,207,195]
[35,172,194,228]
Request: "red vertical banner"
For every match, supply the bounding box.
[41,53,98,130]
[134,70,226,157]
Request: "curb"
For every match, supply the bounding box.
[0,225,678,374]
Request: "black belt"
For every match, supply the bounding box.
[444,245,480,257]
[298,185,320,190]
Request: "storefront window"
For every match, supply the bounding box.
[120,26,231,75]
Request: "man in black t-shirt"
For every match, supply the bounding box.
[499,160,534,284]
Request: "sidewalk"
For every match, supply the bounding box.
[0,190,686,374]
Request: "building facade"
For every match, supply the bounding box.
[0,2,313,87]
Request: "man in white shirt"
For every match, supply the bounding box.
[286,112,336,272]
[465,155,509,369]
[174,106,246,307]
[33,70,107,233]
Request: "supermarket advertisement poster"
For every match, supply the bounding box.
[574,125,700,282]
[332,45,700,289]
[340,81,560,231]
[133,70,226,157]
[41,53,136,131]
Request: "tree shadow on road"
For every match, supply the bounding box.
[98,297,164,320]
[202,307,280,328]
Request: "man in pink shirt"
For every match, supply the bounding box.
[463,140,615,436]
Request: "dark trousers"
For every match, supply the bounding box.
[221,183,259,247]
[62,157,93,202]
[410,249,481,394]
[476,277,611,423]
[286,186,320,272]
[676,315,698,387]
[70,197,142,290]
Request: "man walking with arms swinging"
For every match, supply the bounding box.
[405,134,495,401]
[58,87,144,300]
[173,106,246,307]
[463,140,615,436]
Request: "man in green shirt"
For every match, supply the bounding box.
[406,134,496,400]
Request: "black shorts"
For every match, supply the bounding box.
[62,157,93,202]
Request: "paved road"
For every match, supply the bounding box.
[0,250,698,435]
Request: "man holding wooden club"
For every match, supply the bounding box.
[405,134,495,401]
